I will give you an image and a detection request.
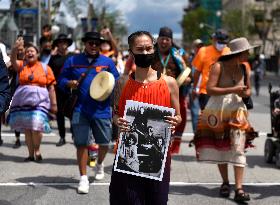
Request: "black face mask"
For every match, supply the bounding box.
[132,52,155,68]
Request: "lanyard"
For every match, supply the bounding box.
[158,52,170,74]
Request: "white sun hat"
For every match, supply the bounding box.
[221,37,260,57]
[89,71,115,101]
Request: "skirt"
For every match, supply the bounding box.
[8,85,51,133]
[194,94,251,167]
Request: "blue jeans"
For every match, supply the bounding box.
[189,93,200,132]
[71,112,112,146]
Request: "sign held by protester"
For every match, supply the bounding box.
[114,100,174,181]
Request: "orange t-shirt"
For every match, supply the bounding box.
[18,60,56,87]
[101,50,115,58]
[192,45,230,94]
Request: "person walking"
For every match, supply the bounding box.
[192,29,230,110]
[110,30,181,205]
[8,37,57,162]
[188,39,204,132]
[58,32,119,194]
[48,34,73,146]
[0,47,11,146]
[194,37,258,203]
[152,26,191,154]
[7,42,25,148]
[252,54,265,96]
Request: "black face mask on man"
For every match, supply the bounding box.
[132,52,155,68]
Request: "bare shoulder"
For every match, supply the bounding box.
[211,61,222,74]
[162,75,178,91]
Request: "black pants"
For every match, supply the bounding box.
[56,88,68,139]
[199,94,210,110]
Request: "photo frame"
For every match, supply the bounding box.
[114,100,175,181]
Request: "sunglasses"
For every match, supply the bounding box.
[87,40,101,46]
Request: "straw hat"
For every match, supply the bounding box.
[220,37,259,57]
[89,71,115,101]
[176,66,191,87]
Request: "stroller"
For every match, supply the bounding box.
[264,83,280,168]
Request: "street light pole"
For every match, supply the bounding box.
[38,0,41,40]
[47,0,52,25]
[87,0,93,32]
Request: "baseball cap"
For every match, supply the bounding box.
[212,29,229,44]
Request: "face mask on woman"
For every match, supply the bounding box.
[215,42,227,51]
[132,52,155,68]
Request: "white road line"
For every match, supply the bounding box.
[183,132,268,138]
[1,132,268,138]
[1,133,57,137]
[0,182,279,186]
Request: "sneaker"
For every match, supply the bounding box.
[94,163,104,180]
[77,175,89,194]
[56,138,66,147]
[13,139,21,149]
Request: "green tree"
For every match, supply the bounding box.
[181,7,211,45]
[98,9,128,38]
[221,9,252,38]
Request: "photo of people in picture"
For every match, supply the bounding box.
[114,100,174,181]
[119,133,139,172]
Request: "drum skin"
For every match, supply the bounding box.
[90,71,115,101]
[176,67,191,87]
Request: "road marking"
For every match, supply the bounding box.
[183,132,268,137]
[0,182,279,186]
[1,132,268,138]
[1,133,57,137]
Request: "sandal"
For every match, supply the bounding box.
[219,181,230,197]
[35,154,43,162]
[234,188,250,202]
[24,156,35,162]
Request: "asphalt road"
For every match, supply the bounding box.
[0,73,279,205]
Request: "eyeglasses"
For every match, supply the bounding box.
[87,40,101,46]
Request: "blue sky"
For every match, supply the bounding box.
[78,0,187,35]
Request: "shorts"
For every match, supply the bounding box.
[71,112,112,147]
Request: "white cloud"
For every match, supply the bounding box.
[75,0,187,34]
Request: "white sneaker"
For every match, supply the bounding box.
[94,163,105,180]
[77,175,89,194]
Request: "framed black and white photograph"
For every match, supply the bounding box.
[114,100,175,181]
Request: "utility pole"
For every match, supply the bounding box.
[38,0,41,39]
[47,0,52,25]
[87,0,93,32]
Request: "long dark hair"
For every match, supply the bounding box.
[128,31,155,49]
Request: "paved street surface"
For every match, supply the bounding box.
[0,73,280,205]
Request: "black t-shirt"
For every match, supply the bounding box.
[48,53,73,80]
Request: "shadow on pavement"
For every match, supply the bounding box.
[169,185,280,202]
[15,176,78,191]
[0,153,76,166]
[171,155,197,162]
[246,155,279,169]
